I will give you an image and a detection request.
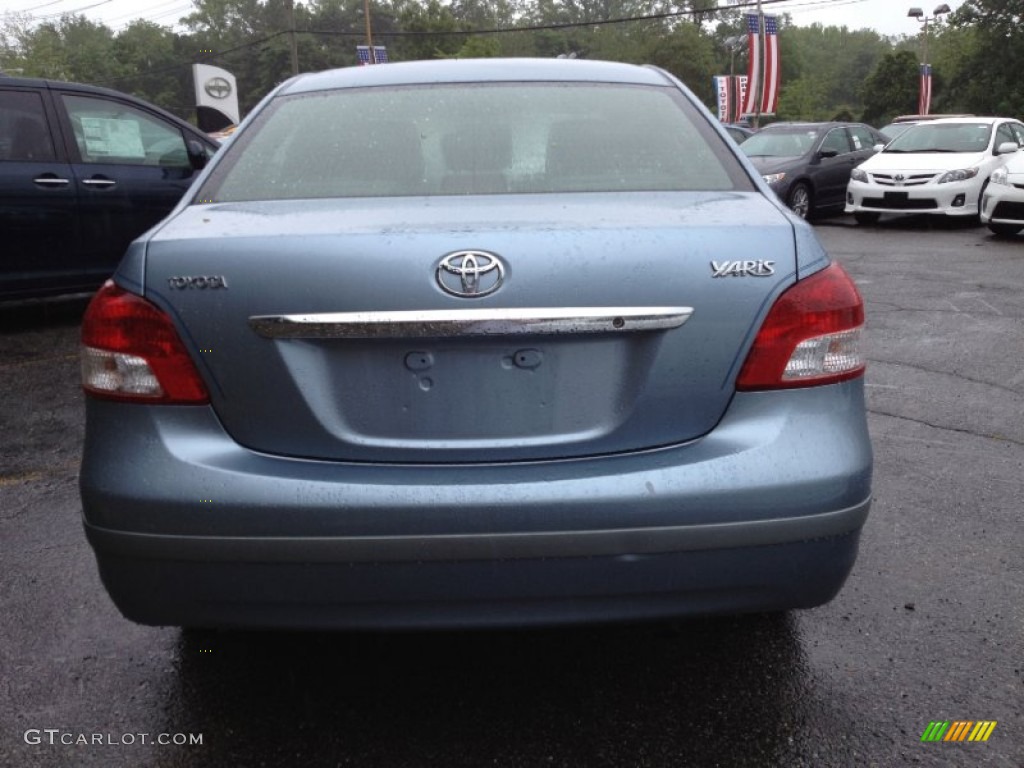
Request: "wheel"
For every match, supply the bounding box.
[853,212,880,226]
[989,223,1022,238]
[786,183,812,219]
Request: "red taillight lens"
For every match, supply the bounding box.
[81,281,209,403]
[736,263,865,390]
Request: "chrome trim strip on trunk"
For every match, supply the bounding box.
[249,307,694,339]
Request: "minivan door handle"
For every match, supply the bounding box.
[33,174,70,187]
[82,176,117,188]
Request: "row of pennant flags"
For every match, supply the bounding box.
[713,13,781,123]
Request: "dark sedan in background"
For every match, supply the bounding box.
[0,77,217,300]
[741,121,886,219]
[723,123,755,144]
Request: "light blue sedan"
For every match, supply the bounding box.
[79,58,872,629]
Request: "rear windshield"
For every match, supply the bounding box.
[198,82,747,201]
[884,122,993,153]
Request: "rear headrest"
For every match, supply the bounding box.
[442,125,512,174]
[546,119,618,177]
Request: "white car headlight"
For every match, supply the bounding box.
[990,167,1009,186]
[762,172,787,185]
[850,168,868,183]
[937,167,979,184]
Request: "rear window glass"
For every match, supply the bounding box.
[200,83,744,201]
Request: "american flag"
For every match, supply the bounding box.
[742,14,761,116]
[918,64,932,116]
[759,16,780,115]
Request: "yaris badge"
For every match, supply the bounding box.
[436,251,505,297]
[710,260,776,278]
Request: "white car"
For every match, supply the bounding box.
[846,117,1024,225]
[980,150,1024,238]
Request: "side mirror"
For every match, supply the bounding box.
[818,148,840,159]
[187,139,210,171]
[995,141,1020,156]
[873,143,886,152]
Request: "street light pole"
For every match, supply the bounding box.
[907,4,951,115]
[754,0,763,129]
[724,35,744,77]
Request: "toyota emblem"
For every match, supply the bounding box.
[204,77,232,100]
[436,251,505,298]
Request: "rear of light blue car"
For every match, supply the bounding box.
[79,58,872,629]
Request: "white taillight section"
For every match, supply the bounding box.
[80,281,209,404]
[81,347,163,397]
[781,328,863,382]
[736,263,865,390]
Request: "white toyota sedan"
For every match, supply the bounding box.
[846,117,1024,225]
[981,149,1024,238]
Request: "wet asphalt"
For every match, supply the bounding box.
[0,216,1021,767]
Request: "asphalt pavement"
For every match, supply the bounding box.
[1,215,1021,767]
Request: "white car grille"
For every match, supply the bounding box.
[870,172,936,187]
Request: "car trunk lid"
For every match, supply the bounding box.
[143,192,795,462]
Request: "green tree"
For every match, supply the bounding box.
[860,49,919,124]
[945,0,1024,115]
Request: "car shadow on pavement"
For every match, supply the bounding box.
[165,614,814,767]
[813,213,983,231]
[0,293,92,334]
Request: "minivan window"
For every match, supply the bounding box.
[62,94,190,167]
[0,90,57,162]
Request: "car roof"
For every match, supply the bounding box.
[914,117,1007,125]
[280,58,673,96]
[0,74,216,144]
[758,121,871,132]
[891,113,974,122]
[2,75,161,102]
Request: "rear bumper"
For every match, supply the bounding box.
[81,382,873,628]
[86,528,865,629]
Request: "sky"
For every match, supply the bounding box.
[780,0,967,38]
[1,0,968,38]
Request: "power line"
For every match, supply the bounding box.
[84,0,887,89]
[26,0,112,22]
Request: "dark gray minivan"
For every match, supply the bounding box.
[0,77,217,300]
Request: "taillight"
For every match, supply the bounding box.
[81,281,209,403]
[736,263,865,390]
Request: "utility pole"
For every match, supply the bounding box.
[286,0,298,76]
[363,0,375,62]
